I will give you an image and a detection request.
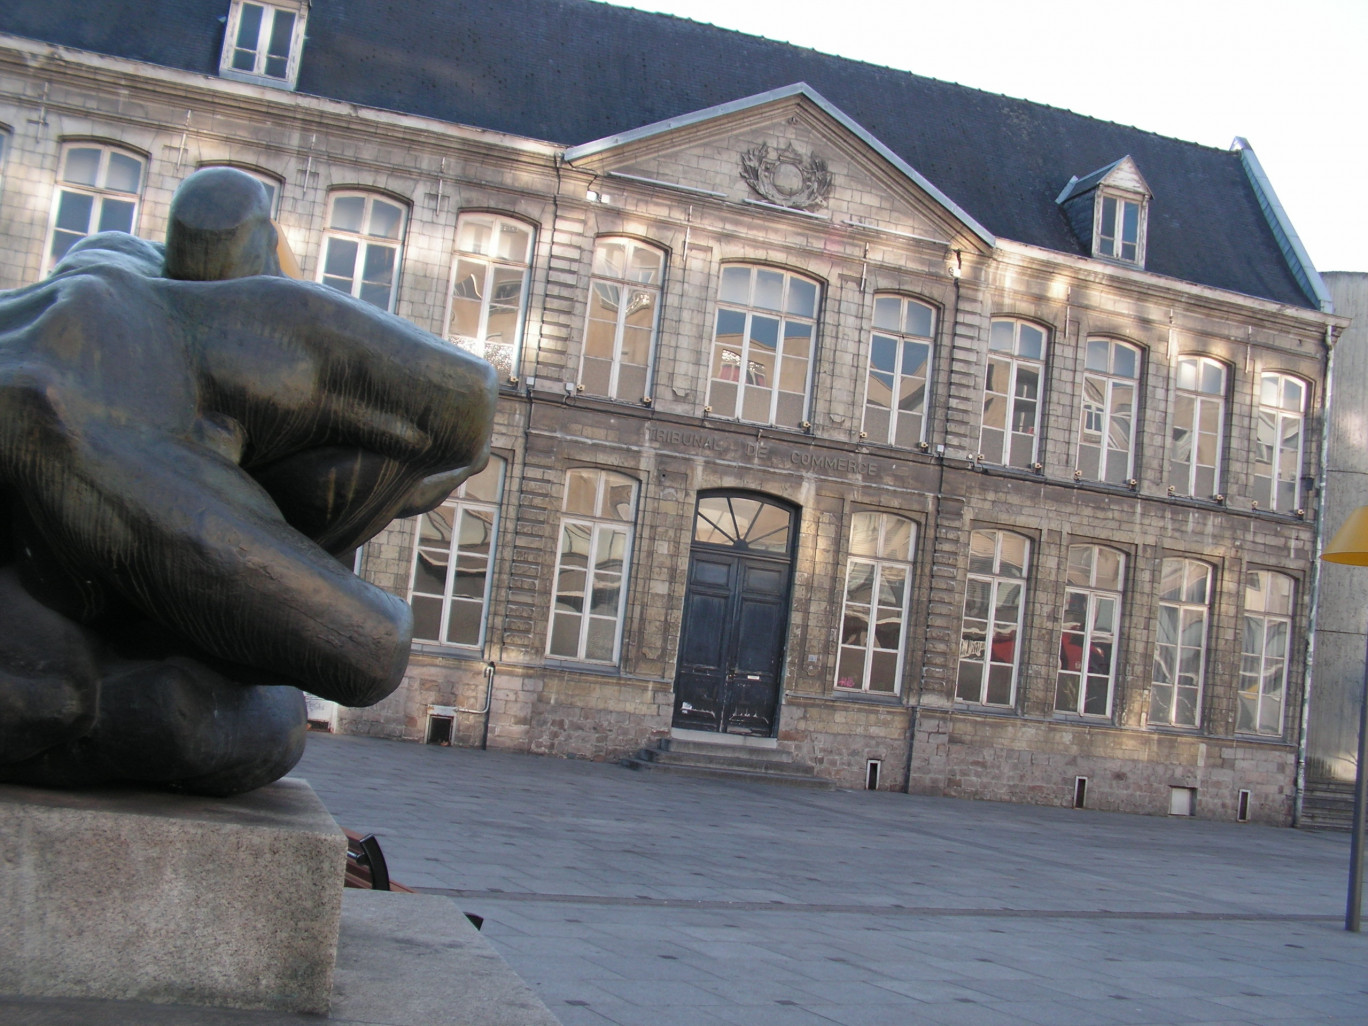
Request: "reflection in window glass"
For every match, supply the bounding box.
[580,238,665,402]
[319,192,406,311]
[448,213,535,382]
[707,265,819,427]
[1150,558,1211,727]
[223,1,302,83]
[1167,357,1226,498]
[408,458,505,648]
[981,320,1047,467]
[862,295,935,448]
[957,530,1030,706]
[1077,339,1140,484]
[1239,571,1293,735]
[1253,373,1306,512]
[548,470,637,663]
[47,144,144,272]
[836,513,917,694]
[1055,545,1125,716]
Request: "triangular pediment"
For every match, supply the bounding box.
[564,84,994,253]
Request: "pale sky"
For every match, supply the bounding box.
[598,0,1367,276]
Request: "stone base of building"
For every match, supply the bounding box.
[0,778,345,1013]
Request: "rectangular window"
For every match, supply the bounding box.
[980,320,1047,467]
[1150,558,1211,727]
[1238,571,1293,735]
[319,192,406,311]
[835,513,917,695]
[1077,339,1140,484]
[448,213,535,384]
[579,238,665,402]
[862,295,935,447]
[956,530,1030,706]
[408,458,504,649]
[1055,545,1125,717]
[1167,357,1227,498]
[220,1,306,87]
[707,265,819,428]
[1096,193,1143,264]
[46,143,144,272]
[548,470,637,664]
[1253,373,1306,512]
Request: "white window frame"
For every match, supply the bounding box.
[1238,570,1294,736]
[1253,372,1307,513]
[1077,338,1141,485]
[980,319,1048,467]
[1150,558,1212,728]
[956,529,1030,707]
[547,470,637,665]
[219,1,308,89]
[1094,190,1146,266]
[578,237,665,403]
[407,457,505,650]
[835,512,918,695]
[706,265,820,428]
[318,191,407,312]
[45,142,145,274]
[1167,356,1228,499]
[861,294,936,448]
[446,212,536,385]
[1055,545,1125,718]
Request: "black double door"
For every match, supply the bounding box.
[672,549,791,736]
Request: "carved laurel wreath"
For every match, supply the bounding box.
[739,142,832,211]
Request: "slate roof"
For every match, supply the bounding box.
[0,0,1316,308]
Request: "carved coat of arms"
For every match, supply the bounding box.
[739,142,832,211]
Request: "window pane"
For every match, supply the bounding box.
[331,195,366,232]
[104,152,142,193]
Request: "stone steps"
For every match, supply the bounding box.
[1300,782,1356,831]
[622,737,836,789]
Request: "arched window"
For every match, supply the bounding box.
[862,295,935,448]
[408,457,505,649]
[1253,373,1307,512]
[1055,545,1125,716]
[835,512,917,694]
[1167,356,1227,498]
[981,319,1047,467]
[448,212,535,383]
[1239,570,1294,736]
[1077,338,1141,484]
[46,142,144,271]
[1150,558,1212,727]
[579,237,665,402]
[548,469,638,663]
[319,191,406,311]
[957,529,1030,706]
[707,265,819,427]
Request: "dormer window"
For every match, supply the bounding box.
[219,1,307,89]
[1057,156,1151,269]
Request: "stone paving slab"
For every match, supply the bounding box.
[295,733,1368,1026]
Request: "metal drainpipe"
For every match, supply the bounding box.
[1295,322,1338,825]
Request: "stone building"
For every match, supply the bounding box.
[0,0,1347,823]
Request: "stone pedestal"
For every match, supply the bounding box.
[0,778,345,1013]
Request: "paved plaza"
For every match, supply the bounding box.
[294,732,1367,1026]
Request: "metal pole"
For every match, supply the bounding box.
[1347,630,1368,931]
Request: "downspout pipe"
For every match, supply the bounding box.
[1296,322,1338,825]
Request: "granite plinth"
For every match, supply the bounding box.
[0,778,345,1014]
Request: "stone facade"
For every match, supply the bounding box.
[0,26,1344,826]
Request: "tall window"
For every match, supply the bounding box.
[46,143,144,271]
[408,457,504,649]
[1055,545,1125,717]
[862,295,935,447]
[1095,193,1144,265]
[548,470,637,663]
[580,238,664,402]
[448,213,535,382]
[981,319,1047,467]
[835,513,917,695]
[707,265,819,427]
[1150,558,1211,728]
[957,530,1030,707]
[1077,339,1140,484]
[1167,356,1227,498]
[220,1,306,87]
[1253,373,1306,512]
[1239,570,1293,736]
[319,192,406,311]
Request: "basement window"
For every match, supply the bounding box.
[219,1,308,89]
